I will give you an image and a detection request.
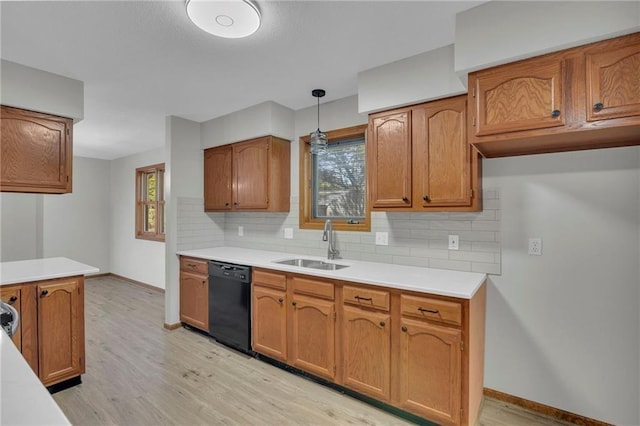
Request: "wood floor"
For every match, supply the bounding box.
[53,276,572,426]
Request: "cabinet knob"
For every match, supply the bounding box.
[401,326,408,332]
[379,321,386,327]
[225,202,230,206]
[41,289,49,297]
[402,197,409,203]
[202,280,206,285]
[234,202,238,206]
[423,195,430,202]
[551,109,561,118]
[292,301,297,306]
[278,297,284,304]
[8,296,17,303]
[594,103,604,112]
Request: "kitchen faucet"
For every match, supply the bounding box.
[322,219,339,260]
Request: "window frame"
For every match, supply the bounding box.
[299,124,370,232]
[135,163,165,242]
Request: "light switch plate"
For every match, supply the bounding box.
[284,228,293,239]
[375,232,389,246]
[448,235,459,250]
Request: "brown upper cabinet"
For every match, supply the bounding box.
[368,95,481,212]
[1,105,73,194]
[204,136,290,212]
[469,32,640,158]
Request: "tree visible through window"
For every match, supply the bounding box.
[300,124,370,232]
[136,163,165,241]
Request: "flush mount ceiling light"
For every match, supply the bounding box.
[310,89,328,155]
[186,0,261,39]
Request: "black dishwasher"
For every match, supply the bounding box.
[208,261,252,354]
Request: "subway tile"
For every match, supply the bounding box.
[410,247,449,260]
[471,221,501,232]
[428,258,472,272]
[429,220,472,231]
[471,262,502,275]
[360,253,393,263]
[449,250,495,263]
[392,256,428,267]
[457,230,498,242]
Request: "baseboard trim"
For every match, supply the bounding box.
[164,322,182,331]
[484,388,612,426]
[99,273,165,294]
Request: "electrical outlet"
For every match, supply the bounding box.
[375,232,388,246]
[284,228,293,239]
[448,235,459,250]
[528,238,542,255]
[238,226,244,237]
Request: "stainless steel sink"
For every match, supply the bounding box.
[274,258,349,271]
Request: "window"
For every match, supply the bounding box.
[136,163,165,241]
[300,124,370,231]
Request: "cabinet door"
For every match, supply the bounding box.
[179,271,209,332]
[37,278,83,386]
[413,96,471,208]
[204,145,233,211]
[290,295,335,380]
[342,306,391,401]
[586,40,640,122]
[252,286,287,362]
[471,57,565,137]
[0,106,73,194]
[0,286,22,350]
[368,109,412,208]
[233,138,270,209]
[400,317,462,425]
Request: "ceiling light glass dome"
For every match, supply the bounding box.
[186,0,261,39]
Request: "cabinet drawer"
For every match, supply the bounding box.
[343,285,389,312]
[253,269,287,290]
[292,276,334,300]
[401,294,462,326]
[180,257,208,275]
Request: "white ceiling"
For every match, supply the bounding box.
[1,1,482,160]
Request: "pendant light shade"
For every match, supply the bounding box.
[310,89,328,155]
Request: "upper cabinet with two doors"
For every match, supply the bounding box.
[204,135,290,212]
[469,31,640,157]
[368,95,482,212]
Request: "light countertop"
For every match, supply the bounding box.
[0,330,70,425]
[0,257,99,286]
[177,247,486,299]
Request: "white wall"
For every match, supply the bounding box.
[43,157,110,274]
[483,147,640,425]
[455,1,640,75]
[165,116,202,325]
[0,59,84,121]
[358,45,466,113]
[110,147,165,288]
[0,193,42,261]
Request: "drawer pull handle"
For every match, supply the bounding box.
[354,296,372,302]
[41,289,49,297]
[379,321,386,327]
[401,326,408,332]
[418,307,439,314]
[594,102,604,111]
[9,296,17,303]
[187,263,196,267]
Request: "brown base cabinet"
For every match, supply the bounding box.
[251,267,486,426]
[179,256,209,332]
[1,276,85,387]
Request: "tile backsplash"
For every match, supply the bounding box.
[177,188,501,274]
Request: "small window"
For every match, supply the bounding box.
[136,163,165,242]
[300,124,370,232]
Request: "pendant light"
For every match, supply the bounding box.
[309,89,328,155]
